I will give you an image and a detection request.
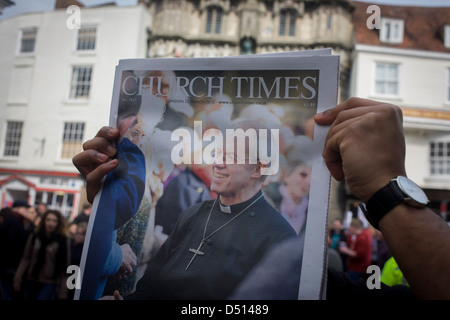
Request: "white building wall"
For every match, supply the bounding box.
[0,4,151,217]
[350,45,450,193]
[0,5,151,171]
[351,45,450,110]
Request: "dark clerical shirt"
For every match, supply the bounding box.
[127,190,296,299]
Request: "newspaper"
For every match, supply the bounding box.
[75,49,339,300]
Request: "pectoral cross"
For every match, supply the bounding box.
[185,240,205,271]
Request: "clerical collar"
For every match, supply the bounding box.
[218,190,263,214]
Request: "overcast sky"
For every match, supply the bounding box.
[1,0,450,21]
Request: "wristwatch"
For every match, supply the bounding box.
[360,176,429,230]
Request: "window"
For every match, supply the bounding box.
[279,10,296,36]
[70,66,92,99]
[36,191,75,219]
[430,141,450,175]
[447,68,450,103]
[61,122,84,159]
[20,27,37,53]
[206,7,222,34]
[3,121,23,157]
[445,25,450,49]
[375,62,399,96]
[327,14,332,30]
[77,26,96,51]
[380,18,404,44]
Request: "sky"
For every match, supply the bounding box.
[1,0,450,21]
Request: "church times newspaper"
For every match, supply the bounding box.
[75,50,339,300]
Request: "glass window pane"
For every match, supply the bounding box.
[3,121,23,156]
[375,81,384,94]
[77,26,96,50]
[279,11,286,36]
[61,122,85,159]
[70,66,92,99]
[20,28,37,53]
[289,12,296,36]
[387,64,398,79]
[375,64,384,79]
[215,9,222,34]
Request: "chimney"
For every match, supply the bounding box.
[55,0,84,9]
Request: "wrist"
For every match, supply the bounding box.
[378,202,423,230]
[361,176,429,230]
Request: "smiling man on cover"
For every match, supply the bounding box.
[74,119,296,300]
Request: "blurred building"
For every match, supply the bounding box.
[0,0,355,220]
[0,0,151,219]
[351,1,450,219]
[144,0,354,99]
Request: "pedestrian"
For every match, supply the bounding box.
[338,218,372,282]
[0,200,34,300]
[13,210,70,300]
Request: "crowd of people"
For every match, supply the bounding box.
[328,213,393,284]
[328,209,410,288]
[0,201,90,300]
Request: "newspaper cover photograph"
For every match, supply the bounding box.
[75,50,339,300]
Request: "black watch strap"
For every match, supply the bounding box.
[363,181,405,230]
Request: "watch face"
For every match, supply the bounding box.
[397,176,429,205]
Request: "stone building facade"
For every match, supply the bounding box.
[143,0,354,101]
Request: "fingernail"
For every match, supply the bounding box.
[107,144,116,155]
[97,153,108,161]
[107,127,118,137]
[316,108,334,118]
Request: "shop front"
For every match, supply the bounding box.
[0,169,85,221]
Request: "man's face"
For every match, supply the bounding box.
[210,144,258,203]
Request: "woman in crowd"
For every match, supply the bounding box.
[13,210,70,300]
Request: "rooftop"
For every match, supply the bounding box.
[352,1,450,53]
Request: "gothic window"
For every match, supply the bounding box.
[206,6,223,34]
[279,9,296,36]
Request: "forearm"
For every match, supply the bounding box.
[379,204,450,299]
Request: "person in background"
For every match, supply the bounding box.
[338,218,372,283]
[13,210,70,300]
[371,227,390,269]
[0,200,35,300]
[35,202,47,226]
[67,221,87,300]
[329,218,348,272]
[380,256,408,287]
[72,203,92,225]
